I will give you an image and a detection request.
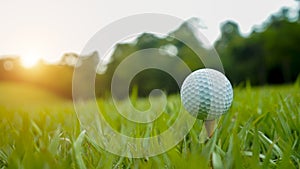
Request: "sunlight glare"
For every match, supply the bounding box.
[21,52,40,68]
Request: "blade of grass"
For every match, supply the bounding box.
[73,130,87,169]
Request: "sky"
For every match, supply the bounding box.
[0,0,298,63]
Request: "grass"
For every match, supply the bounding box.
[0,82,67,109]
[0,82,299,168]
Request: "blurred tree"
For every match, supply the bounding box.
[60,53,78,66]
[97,20,209,97]
[215,21,245,83]
[215,7,300,85]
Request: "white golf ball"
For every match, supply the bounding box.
[180,68,233,120]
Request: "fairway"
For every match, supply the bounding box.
[0,83,299,169]
[0,82,68,109]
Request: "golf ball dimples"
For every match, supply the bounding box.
[180,68,233,120]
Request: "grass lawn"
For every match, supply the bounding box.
[0,82,299,169]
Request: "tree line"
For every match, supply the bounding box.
[0,7,299,98]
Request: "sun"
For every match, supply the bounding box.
[21,53,40,68]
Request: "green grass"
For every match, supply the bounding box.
[0,82,299,169]
[0,82,67,109]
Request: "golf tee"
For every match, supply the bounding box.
[204,119,216,138]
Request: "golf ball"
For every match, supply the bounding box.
[180,68,233,120]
